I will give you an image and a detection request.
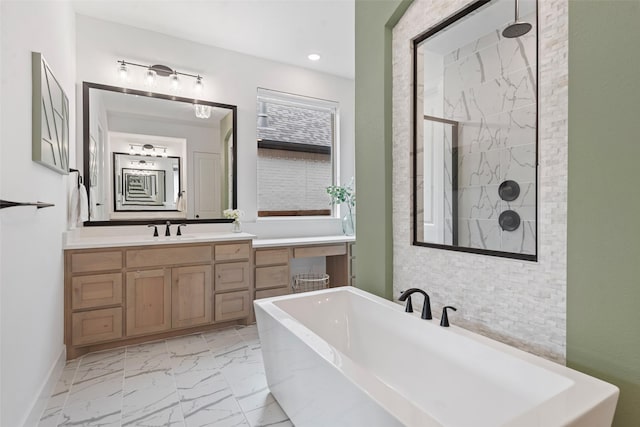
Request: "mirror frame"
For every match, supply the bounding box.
[82,81,238,226]
[411,0,538,261]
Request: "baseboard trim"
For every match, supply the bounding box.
[22,346,66,427]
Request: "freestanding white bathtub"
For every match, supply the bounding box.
[254,287,618,427]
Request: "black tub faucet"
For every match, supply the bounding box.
[398,288,432,320]
[177,223,187,236]
[440,306,457,327]
[165,221,172,237]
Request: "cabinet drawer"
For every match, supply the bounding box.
[72,307,123,346]
[126,246,211,269]
[256,287,289,300]
[214,291,250,321]
[255,248,289,266]
[71,251,122,273]
[72,273,122,310]
[293,244,346,259]
[215,262,250,292]
[215,242,251,261]
[255,265,289,290]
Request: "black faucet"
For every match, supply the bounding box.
[440,306,457,327]
[177,223,187,236]
[165,221,171,237]
[398,288,432,320]
[147,224,159,237]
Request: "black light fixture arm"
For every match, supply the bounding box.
[118,60,202,79]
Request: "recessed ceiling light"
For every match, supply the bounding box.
[308,53,321,61]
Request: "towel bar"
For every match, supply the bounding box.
[0,200,55,209]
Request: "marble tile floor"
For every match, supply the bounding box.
[38,325,293,427]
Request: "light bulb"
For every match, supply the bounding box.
[194,76,204,93]
[194,104,211,119]
[144,68,157,87]
[169,72,179,92]
[308,53,321,61]
[118,61,128,81]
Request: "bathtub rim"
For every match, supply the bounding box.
[254,287,619,426]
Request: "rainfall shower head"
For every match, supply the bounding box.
[502,0,532,38]
[502,21,532,38]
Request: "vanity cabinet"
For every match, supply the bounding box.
[254,248,291,300]
[252,242,355,301]
[213,242,252,320]
[64,239,253,360]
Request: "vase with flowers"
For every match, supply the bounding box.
[223,209,244,233]
[326,178,355,236]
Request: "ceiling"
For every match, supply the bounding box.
[72,0,355,79]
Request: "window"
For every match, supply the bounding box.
[256,88,338,217]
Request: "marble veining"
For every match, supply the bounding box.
[437,13,538,254]
[38,325,292,427]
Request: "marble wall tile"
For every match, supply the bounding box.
[458,150,500,186]
[466,67,536,120]
[458,185,501,220]
[459,219,502,250]
[493,105,537,149]
[502,220,536,255]
[500,143,536,182]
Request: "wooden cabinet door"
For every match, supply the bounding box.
[126,269,171,336]
[172,265,212,328]
[214,262,250,292]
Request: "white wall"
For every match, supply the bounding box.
[0,2,76,426]
[76,15,355,237]
[392,0,568,362]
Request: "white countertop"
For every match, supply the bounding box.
[252,235,355,248]
[63,232,354,250]
[64,232,256,250]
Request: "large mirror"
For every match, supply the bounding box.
[412,0,537,260]
[83,82,237,224]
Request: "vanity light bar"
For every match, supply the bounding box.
[129,143,168,157]
[117,60,204,92]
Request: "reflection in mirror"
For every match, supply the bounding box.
[413,0,537,260]
[113,152,180,211]
[84,82,237,224]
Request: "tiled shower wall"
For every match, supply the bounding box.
[393,0,568,361]
[444,16,537,254]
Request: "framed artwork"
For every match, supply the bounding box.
[32,52,69,174]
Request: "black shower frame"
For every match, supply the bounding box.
[411,0,539,262]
